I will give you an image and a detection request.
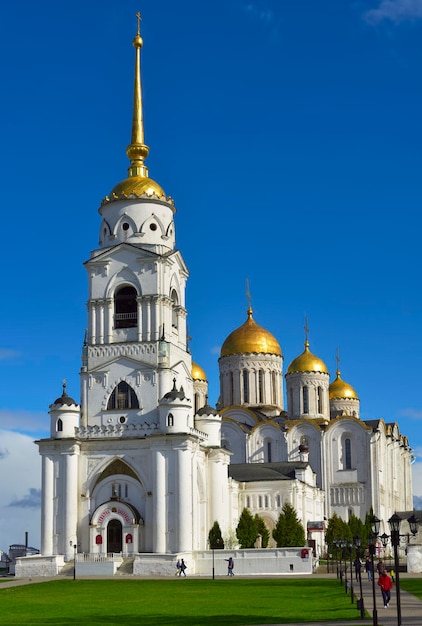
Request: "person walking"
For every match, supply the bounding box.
[365,556,373,581]
[378,570,393,608]
[180,559,187,576]
[376,559,385,577]
[354,556,362,581]
[175,559,181,576]
[225,556,234,576]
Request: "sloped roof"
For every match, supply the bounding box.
[228,461,308,482]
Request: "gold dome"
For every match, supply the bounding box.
[287,341,328,374]
[329,370,358,400]
[192,361,207,382]
[110,176,166,200]
[220,308,282,358]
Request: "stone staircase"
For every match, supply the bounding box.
[59,560,76,577]
[115,557,135,576]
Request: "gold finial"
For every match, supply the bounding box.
[126,12,150,178]
[304,315,309,348]
[246,278,253,317]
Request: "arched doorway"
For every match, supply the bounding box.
[107,519,122,553]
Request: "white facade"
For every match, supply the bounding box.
[35,24,414,573]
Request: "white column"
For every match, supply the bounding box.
[63,446,79,558]
[89,301,96,344]
[176,446,192,552]
[137,297,143,342]
[98,300,104,345]
[152,448,166,553]
[145,298,151,341]
[106,298,113,343]
[152,296,159,341]
[41,454,54,556]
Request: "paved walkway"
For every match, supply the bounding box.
[1,571,421,624]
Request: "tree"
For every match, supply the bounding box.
[208,521,224,549]
[325,513,349,557]
[236,508,258,548]
[272,502,305,547]
[254,514,270,548]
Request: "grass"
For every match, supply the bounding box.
[401,578,422,600]
[0,578,365,625]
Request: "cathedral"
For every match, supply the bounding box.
[35,21,413,570]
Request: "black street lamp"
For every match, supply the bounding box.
[368,518,380,626]
[354,534,365,620]
[333,539,339,579]
[380,513,419,626]
[70,540,77,581]
[370,513,419,626]
[348,540,354,603]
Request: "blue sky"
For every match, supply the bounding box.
[1,0,422,552]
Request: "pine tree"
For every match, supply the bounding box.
[208,521,224,549]
[272,502,305,547]
[254,514,270,548]
[236,508,258,548]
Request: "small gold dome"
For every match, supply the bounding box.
[287,342,328,374]
[192,362,207,382]
[110,176,166,200]
[220,308,282,358]
[329,371,358,400]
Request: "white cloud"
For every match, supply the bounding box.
[0,430,41,552]
[364,0,422,24]
[399,407,422,420]
[0,408,49,435]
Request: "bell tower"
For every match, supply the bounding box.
[80,16,192,433]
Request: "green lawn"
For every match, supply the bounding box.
[0,578,364,625]
[401,578,422,601]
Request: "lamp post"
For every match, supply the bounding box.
[333,539,339,579]
[348,540,354,603]
[370,513,419,626]
[368,524,379,626]
[355,534,365,620]
[70,540,77,581]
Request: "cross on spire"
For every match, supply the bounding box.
[136,11,142,35]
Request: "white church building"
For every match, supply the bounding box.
[27,20,414,576]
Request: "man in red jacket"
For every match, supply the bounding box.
[378,571,393,608]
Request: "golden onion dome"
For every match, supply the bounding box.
[220,307,282,358]
[110,176,166,200]
[329,370,359,400]
[287,341,328,374]
[192,361,207,382]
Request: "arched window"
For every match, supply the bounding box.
[302,386,309,414]
[317,386,323,414]
[114,286,137,328]
[57,418,63,432]
[267,440,272,463]
[171,289,179,329]
[168,413,174,426]
[107,382,139,410]
[344,438,352,469]
[243,370,249,403]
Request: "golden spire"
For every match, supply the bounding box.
[126,12,150,178]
